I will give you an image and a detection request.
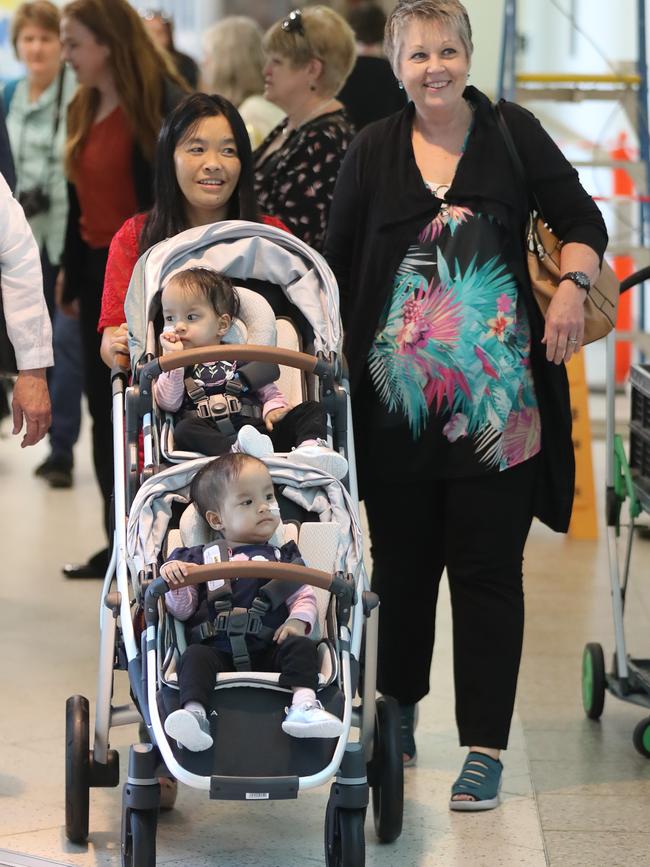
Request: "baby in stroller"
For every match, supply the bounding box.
[161,452,345,751]
[155,266,348,479]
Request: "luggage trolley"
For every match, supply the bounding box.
[581,266,650,755]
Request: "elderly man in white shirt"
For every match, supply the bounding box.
[1,171,52,446]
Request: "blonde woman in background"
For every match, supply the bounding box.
[253,5,356,252]
[201,16,284,150]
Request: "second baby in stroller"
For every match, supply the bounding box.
[161,452,345,750]
[155,266,348,479]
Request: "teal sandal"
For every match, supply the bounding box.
[449,751,502,811]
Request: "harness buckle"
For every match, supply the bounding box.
[225,608,249,636]
[196,393,243,421]
[197,621,217,641]
[246,610,263,635]
[225,378,245,397]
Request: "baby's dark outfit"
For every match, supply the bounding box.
[164,541,320,708]
[156,359,326,455]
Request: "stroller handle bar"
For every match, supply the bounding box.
[144,562,354,626]
[139,344,333,395]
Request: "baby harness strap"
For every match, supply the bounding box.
[184,360,280,435]
[190,541,298,671]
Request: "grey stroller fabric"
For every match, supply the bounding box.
[126,456,364,580]
[123,220,342,368]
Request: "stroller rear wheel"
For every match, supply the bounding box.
[122,808,157,866]
[368,695,403,843]
[324,800,365,867]
[65,694,90,843]
[582,643,606,720]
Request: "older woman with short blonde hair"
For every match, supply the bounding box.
[325,0,608,809]
[253,5,356,251]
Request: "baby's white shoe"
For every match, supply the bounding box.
[232,425,274,459]
[282,701,344,738]
[164,709,213,752]
[291,440,348,480]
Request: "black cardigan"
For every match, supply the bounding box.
[324,86,609,532]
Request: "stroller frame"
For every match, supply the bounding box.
[64,223,404,865]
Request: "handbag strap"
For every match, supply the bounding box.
[494,101,544,219]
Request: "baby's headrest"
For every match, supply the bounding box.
[179,502,216,548]
[224,284,276,347]
[161,265,277,347]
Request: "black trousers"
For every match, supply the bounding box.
[178,635,319,708]
[364,456,538,750]
[173,400,326,456]
[78,246,113,539]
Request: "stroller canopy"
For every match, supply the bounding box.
[124,221,342,369]
[126,456,364,579]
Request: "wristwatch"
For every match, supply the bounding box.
[560,271,591,294]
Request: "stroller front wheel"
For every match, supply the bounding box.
[122,808,157,866]
[324,799,365,867]
[65,695,90,844]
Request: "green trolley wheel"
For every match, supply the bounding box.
[632,717,650,759]
[582,643,606,720]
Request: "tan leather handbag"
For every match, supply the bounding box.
[497,104,619,345]
[527,215,619,344]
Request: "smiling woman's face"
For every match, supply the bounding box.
[397,18,470,116]
[60,15,110,88]
[173,114,242,227]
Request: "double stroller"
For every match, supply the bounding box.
[64,221,404,865]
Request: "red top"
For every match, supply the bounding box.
[75,107,138,249]
[98,213,290,332]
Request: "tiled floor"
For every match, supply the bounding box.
[1,408,650,866]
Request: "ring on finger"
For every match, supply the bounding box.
[567,336,579,345]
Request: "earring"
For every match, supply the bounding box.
[398,80,404,90]
[309,83,316,91]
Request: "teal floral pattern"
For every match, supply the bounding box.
[368,203,541,472]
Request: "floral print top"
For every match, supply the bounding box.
[367,188,541,478]
[253,110,355,252]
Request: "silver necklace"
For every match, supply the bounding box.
[282,98,337,137]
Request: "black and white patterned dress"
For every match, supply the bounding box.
[253,109,355,252]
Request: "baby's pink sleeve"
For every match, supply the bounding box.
[154,368,185,412]
[258,382,289,419]
[164,585,198,620]
[286,584,318,633]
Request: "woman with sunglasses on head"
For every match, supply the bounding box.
[98,92,288,372]
[58,0,187,580]
[253,6,356,252]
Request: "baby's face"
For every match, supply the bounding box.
[161,280,229,350]
[213,462,280,545]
